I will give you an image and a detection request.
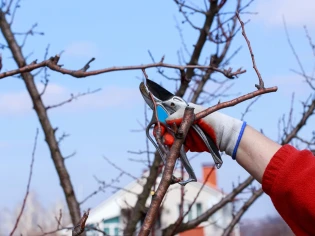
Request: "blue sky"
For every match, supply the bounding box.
[0,0,315,227]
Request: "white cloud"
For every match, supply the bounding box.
[63,41,99,58]
[0,90,31,115]
[270,74,311,96]
[0,141,11,149]
[55,86,141,112]
[0,84,141,116]
[254,0,315,28]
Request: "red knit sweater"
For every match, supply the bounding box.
[262,145,315,236]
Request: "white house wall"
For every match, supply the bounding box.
[60,171,240,236]
[86,176,147,225]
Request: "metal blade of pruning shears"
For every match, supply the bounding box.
[145,79,174,101]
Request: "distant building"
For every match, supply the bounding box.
[61,164,240,236]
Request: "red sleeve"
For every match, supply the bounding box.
[262,144,315,236]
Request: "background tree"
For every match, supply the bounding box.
[240,215,295,236]
[0,0,314,235]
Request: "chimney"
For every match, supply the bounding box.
[202,163,217,187]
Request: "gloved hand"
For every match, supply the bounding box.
[154,103,247,160]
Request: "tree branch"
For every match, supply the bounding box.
[139,107,195,236]
[10,128,38,236]
[190,1,240,103]
[46,88,101,110]
[281,99,315,145]
[163,167,215,235]
[72,209,90,236]
[169,176,254,234]
[0,55,245,80]
[175,0,220,97]
[0,9,83,227]
[236,12,264,89]
[222,188,263,236]
[123,152,162,235]
[195,87,277,120]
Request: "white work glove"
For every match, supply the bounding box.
[165,103,247,159]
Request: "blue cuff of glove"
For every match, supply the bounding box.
[232,122,247,160]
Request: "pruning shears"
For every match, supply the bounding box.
[139,79,223,186]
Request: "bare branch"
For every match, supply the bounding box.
[144,100,152,167]
[170,176,254,234]
[4,0,14,14]
[175,0,221,97]
[190,1,242,103]
[127,150,156,155]
[236,12,264,89]
[8,0,20,25]
[222,188,263,236]
[281,98,315,144]
[103,156,140,182]
[58,132,70,145]
[10,128,39,236]
[64,151,77,160]
[0,55,245,80]
[139,107,195,236]
[79,173,124,205]
[283,18,306,76]
[165,167,215,235]
[240,96,260,120]
[14,23,44,48]
[85,225,108,236]
[0,53,2,71]
[148,50,179,81]
[195,86,277,120]
[284,20,315,90]
[174,0,206,14]
[123,152,162,235]
[304,25,315,57]
[72,209,90,236]
[0,8,83,226]
[46,88,101,110]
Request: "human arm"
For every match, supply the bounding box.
[236,125,281,183]
[164,103,281,182]
[238,131,315,235]
[262,144,315,236]
[164,103,315,235]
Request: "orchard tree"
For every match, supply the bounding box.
[1,0,314,235]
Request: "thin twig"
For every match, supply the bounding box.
[236,12,264,89]
[195,86,277,120]
[79,173,124,205]
[169,167,215,235]
[281,99,315,145]
[283,17,306,76]
[142,69,169,157]
[240,96,260,120]
[304,25,315,57]
[164,176,254,234]
[46,88,101,110]
[4,0,14,14]
[103,156,139,181]
[143,94,151,167]
[222,188,263,236]
[284,18,315,90]
[10,128,39,236]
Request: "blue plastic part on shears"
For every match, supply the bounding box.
[157,105,169,124]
